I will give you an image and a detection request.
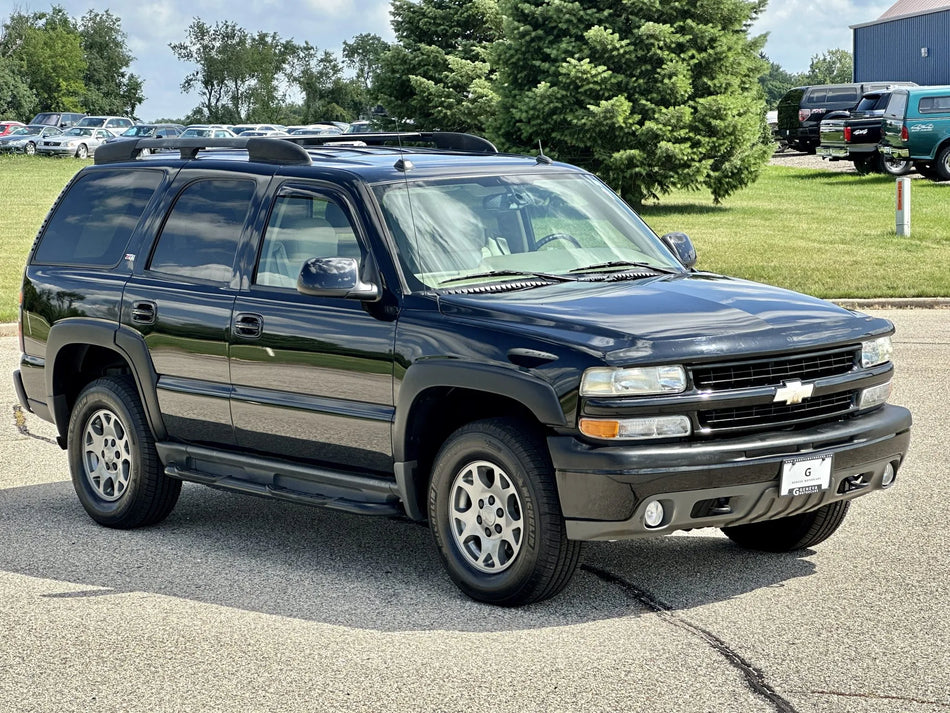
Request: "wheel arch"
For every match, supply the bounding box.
[393,361,568,520]
[46,319,167,443]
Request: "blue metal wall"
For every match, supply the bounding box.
[854,10,950,85]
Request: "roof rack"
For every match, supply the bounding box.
[94,137,312,166]
[93,131,497,166]
[282,131,498,154]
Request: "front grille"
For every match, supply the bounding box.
[699,392,855,432]
[691,347,858,391]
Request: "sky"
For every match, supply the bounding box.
[6,0,898,121]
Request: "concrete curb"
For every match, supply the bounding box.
[1,298,948,339]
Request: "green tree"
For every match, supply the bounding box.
[803,49,853,85]
[293,43,363,122]
[375,0,501,131]
[0,56,37,120]
[343,33,390,117]
[1,6,85,111]
[760,55,802,108]
[492,0,772,204]
[78,10,144,117]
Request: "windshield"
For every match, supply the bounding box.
[65,128,94,137]
[123,126,155,137]
[374,172,682,290]
[77,117,106,127]
[9,127,31,136]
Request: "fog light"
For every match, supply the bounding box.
[882,462,896,487]
[644,500,664,528]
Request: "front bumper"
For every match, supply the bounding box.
[549,405,911,541]
[36,145,81,156]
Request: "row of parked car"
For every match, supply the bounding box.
[0,113,377,158]
[774,82,950,181]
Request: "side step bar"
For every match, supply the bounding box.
[156,442,404,517]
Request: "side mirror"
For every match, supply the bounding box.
[660,232,697,269]
[297,256,380,301]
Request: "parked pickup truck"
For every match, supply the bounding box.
[880,85,950,181]
[818,91,911,175]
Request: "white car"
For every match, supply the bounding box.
[36,127,114,158]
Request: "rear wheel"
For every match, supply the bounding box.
[853,155,876,175]
[721,501,850,552]
[68,376,181,528]
[881,154,912,176]
[933,145,950,181]
[428,418,581,606]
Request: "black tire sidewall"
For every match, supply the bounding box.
[429,426,550,603]
[68,378,152,526]
[935,145,950,181]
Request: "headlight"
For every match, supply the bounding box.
[579,415,692,440]
[580,365,687,396]
[861,336,892,368]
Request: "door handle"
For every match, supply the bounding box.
[131,301,156,325]
[233,313,263,339]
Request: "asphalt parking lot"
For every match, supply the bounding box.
[1,309,947,713]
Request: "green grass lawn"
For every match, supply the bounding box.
[0,155,946,324]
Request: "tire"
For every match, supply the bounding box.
[428,417,581,606]
[24,142,35,155]
[75,144,88,159]
[853,155,876,175]
[68,376,181,528]
[139,147,151,157]
[721,500,850,553]
[933,144,950,181]
[880,154,912,176]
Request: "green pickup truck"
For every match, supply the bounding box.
[880,85,950,181]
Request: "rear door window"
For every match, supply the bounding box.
[32,169,163,266]
[149,179,255,283]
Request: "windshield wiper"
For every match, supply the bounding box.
[438,269,578,286]
[568,260,679,275]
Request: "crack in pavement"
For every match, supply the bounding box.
[582,564,800,713]
[12,403,58,445]
[804,689,950,709]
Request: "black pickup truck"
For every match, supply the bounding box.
[818,91,912,175]
[14,132,912,606]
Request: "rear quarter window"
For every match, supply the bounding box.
[32,170,163,267]
[884,93,908,120]
[918,96,950,114]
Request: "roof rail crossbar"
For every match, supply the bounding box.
[282,131,498,154]
[94,137,312,166]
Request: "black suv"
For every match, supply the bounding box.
[14,133,912,605]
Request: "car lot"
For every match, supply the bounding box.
[1,308,947,713]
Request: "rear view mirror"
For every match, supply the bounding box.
[660,232,697,269]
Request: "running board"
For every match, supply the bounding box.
[156,442,404,517]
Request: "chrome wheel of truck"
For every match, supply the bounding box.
[934,145,950,181]
[428,418,581,605]
[880,154,912,176]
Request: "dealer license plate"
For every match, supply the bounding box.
[779,456,832,497]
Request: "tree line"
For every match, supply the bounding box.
[1,1,850,204]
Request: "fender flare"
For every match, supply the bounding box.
[45,319,167,441]
[392,360,567,463]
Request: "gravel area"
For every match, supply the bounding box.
[769,149,855,171]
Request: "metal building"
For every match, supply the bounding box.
[852,0,950,85]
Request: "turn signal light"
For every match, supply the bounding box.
[844,127,852,142]
[901,125,909,141]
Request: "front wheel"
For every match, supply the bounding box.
[428,418,581,606]
[68,376,181,528]
[75,144,88,159]
[721,500,850,552]
[24,142,35,155]
[933,145,950,181]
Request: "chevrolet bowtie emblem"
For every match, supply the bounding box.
[773,379,814,405]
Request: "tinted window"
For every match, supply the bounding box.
[884,93,908,120]
[33,170,162,266]
[149,179,254,283]
[256,193,360,288]
[825,88,859,103]
[919,96,950,114]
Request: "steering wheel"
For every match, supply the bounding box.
[535,232,582,249]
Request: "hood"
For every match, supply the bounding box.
[437,274,890,364]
